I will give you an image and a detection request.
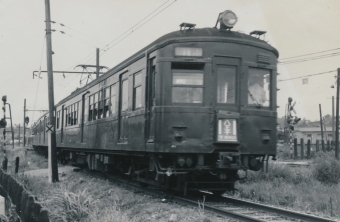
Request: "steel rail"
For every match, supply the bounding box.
[222,196,336,222]
[172,196,266,222]
[69,169,336,222]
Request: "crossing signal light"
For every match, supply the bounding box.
[287,116,292,124]
[289,125,294,131]
[25,117,29,124]
[0,118,6,128]
[294,117,301,124]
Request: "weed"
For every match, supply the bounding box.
[49,188,97,221]
[312,152,340,184]
[197,195,206,216]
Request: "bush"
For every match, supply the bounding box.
[313,152,340,184]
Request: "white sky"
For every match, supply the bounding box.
[1,0,340,126]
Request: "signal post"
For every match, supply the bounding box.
[44,0,59,182]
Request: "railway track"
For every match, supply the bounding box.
[79,169,336,222]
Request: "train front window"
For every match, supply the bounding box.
[248,68,271,107]
[217,67,236,104]
[172,72,203,103]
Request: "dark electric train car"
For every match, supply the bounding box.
[32,10,279,194]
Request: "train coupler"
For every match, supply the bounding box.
[216,152,241,169]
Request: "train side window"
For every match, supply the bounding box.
[133,72,142,110]
[69,105,73,125]
[217,67,236,104]
[172,71,203,103]
[89,95,93,121]
[56,111,60,129]
[110,84,116,115]
[248,68,271,107]
[103,87,110,118]
[121,80,128,111]
[74,103,78,125]
[98,90,104,119]
[65,107,68,126]
[93,93,98,120]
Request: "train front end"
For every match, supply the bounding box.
[150,11,279,193]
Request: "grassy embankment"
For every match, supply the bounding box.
[233,145,340,219]
[2,147,217,222]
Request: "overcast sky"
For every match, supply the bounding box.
[1,0,340,126]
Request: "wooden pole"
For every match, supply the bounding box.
[307,139,311,158]
[44,0,59,182]
[332,96,335,142]
[96,48,99,79]
[18,124,20,146]
[336,68,340,159]
[294,138,297,159]
[300,138,304,159]
[319,104,324,151]
[23,99,26,147]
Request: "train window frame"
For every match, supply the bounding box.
[56,111,60,129]
[93,93,98,120]
[110,84,117,116]
[73,102,79,125]
[247,68,271,108]
[133,72,143,110]
[103,86,111,118]
[216,66,237,105]
[98,90,104,119]
[171,69,204,104]
[88,95,93,121]
[121,79,129,112]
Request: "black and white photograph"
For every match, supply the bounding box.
[0,0,339,221]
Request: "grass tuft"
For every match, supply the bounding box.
[312,152,340,184]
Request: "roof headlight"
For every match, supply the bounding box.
[216,10,237,29]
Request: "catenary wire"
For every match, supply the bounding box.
[280,47,340,60]
[59,0,177,89]
[277,70,336,82]
[278,52,340,65]
[32,35,46,125]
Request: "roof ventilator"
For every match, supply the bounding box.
[179,23,196,31]
[250,30,266,40]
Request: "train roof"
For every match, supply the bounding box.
[55,27,279,107]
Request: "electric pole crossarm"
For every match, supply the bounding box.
[32,71,105,79]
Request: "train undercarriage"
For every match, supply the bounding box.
[33,146,268,195]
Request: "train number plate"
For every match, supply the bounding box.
[218,119,237,142]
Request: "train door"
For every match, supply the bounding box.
[146,58,156,143]
[61,105,64,143]
[213,56,241,143]
[118,72,129,143]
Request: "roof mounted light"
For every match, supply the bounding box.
[215,10,237,30]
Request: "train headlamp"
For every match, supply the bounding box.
[217,10,237,29]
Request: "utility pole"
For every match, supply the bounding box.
[44,0,59,182]
[332,96,335,142]
[319,104,324,143]
[96,48,100,79]
[18,124,20,146]
[23,99,26,146]
[336,68,340,160]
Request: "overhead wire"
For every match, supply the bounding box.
[277,70,336,82]
[59,0,177,89]
[280,47,340,60]
[32,35,46,125]
[278,52,340,65]
[102,0,173,51]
